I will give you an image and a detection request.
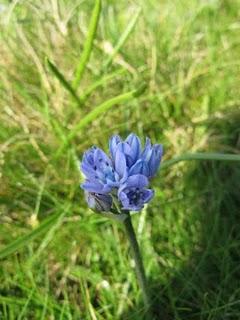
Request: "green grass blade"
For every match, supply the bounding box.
[0,211,66,260]
[46,58,81,105]
[69,83,146,141]
[161,152,240,170]
[0,296,26,306]
[55,83,146,158]
[79,68,126,104]
[72,0,101,89]
[104,7,141,69]
[18,289,35,320]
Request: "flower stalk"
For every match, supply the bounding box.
[122,213,153,318]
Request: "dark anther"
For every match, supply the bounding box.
[94,166,97,170]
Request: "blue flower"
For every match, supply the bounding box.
[109,133,141,167]
[118,174,154,211]
[110,134,163,179]
[81,147,118,194]
[129,138,163,178]
[81,133,163,213]
[85,192,112,212]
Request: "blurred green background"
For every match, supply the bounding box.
[1,0,240,319]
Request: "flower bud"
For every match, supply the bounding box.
[85,192,112,212]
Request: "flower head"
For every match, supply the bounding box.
[80,133,163,213]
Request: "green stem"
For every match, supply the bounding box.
[123,214,153,318]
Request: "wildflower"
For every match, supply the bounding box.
[80,133,163,212]
[80,134,162,318]
[118,175,154,211]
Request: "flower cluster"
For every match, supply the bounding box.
[80,133,163,212]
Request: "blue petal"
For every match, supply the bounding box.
[114,144,127,180]
[141,138,152,161]
[123,142,137,166]
[81,162,96,178]
[128,159,150,176]
[148,144,163,176]
[82,150,94,166]
[115,142,135,167]
[118,191,129,207]
[81,180,105,193]
[106,178,119,188]
[117,182,127,196]
[109,135,122,160]
[94,148,112,168]
[142,189,154,202]
[121,142,132,157]
[100,184,112,193]
[124,174,149,189]
[118,190,141,211]
[125,133,141,161]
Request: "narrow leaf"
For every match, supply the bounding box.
[161,152,240,170]
[47,58,81,105]
[79,68,126,104]
[73,0,102,88]
[0,211,65,260]
[55,83,146,158]
[104,7,141,69]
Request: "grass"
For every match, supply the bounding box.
[0,0,240,319]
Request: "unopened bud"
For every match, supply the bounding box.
[85,192,112,212]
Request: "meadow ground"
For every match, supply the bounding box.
[1,0,240,319]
